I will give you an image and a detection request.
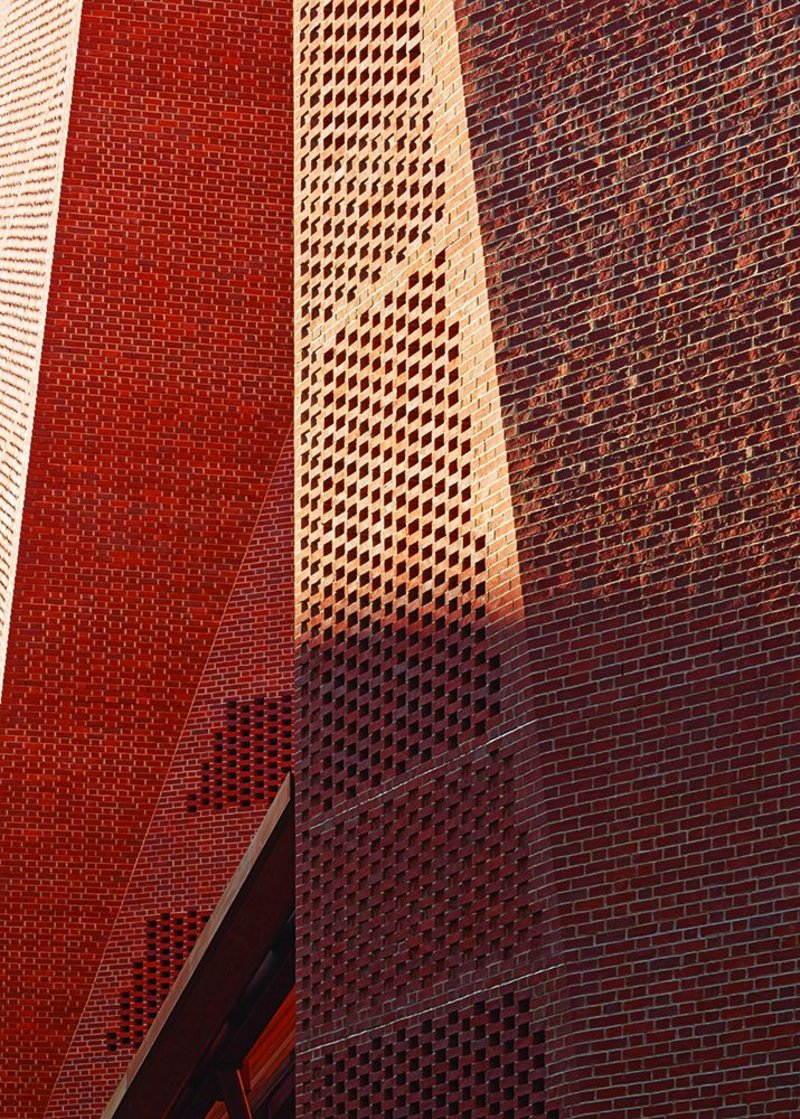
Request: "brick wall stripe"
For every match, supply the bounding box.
[0,0,83,696]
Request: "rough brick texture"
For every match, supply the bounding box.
[455,1,800,1115]
[294,0,556,1113]
[0,0,82,690]
[4,1,799,1116]
[296,0,800,1117]
[0,1,292,1115]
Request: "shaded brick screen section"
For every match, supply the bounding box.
[106,911,210,1053]
[0,1,292,1115]
[0,0,82,690]
[455,0,800,1115]
[305,990,558,1118]
[295,0,554,1113]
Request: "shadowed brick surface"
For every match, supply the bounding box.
[456,1,800,1114]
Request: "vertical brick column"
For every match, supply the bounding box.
[0,2,292,1115]
[294,0,558,1112]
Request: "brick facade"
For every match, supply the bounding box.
[295,1,800,1117]
[2,1,799,1117]
[454,2,800,1115]
[0,1,292,1114]
[45,440,293,1117]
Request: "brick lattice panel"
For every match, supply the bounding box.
[295,0,552,1113]
[188,693,293,813]
[304,990,559,1119]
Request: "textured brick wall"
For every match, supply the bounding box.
[296,0,800,1116]
[294,0,558,1112]
[5,2,798,1116]
[0,2,292,1115]
[0,0,83,692]
[455,1,800,1115]
[46,439,293,1117]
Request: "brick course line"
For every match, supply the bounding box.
[43,425,292,1118]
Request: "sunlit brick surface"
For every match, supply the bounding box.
[0,0,82,691]
[45,441,293,1117]
[456,1,800,1114]
[294,0,552,1112]
[0,2,292,1114]
[4,1,800,1115]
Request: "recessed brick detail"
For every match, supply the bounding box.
[106,911,210,1053]
[188,693,293,813]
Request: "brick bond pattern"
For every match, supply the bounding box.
[296,0,800,1117]
[0,1,292,1115]
[455,1,800,1116]
[2,1,799,1116]
[0,0,83,692]
[45,440,293,1117]
[294,0,558,1114]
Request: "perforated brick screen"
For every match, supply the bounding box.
[304,992,559,1119]
[296,1,800,1116]
[188,694,293,813]
[295,0,550,1113]
[106,911,209,1053]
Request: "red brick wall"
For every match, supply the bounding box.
[455,1,800,1115]
[293,0,557,1113]
[294,0,800,1116]
[45,439,293,1117]
[0,2,292,1115]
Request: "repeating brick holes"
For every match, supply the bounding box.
[299,754,540,1028]
[307,993,559,1117]
[298,256,499,818]
[187,694,293,813]
[297,0,446,320]
[106,911,209,1052]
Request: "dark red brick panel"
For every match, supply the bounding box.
[456,1,800,1114]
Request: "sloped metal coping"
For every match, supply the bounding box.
[102,773,295,1119]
